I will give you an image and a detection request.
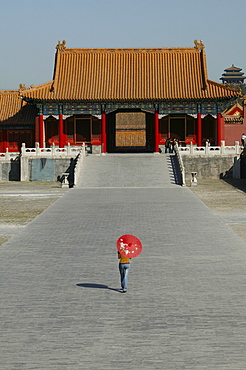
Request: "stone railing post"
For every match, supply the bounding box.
[20,144,29,181]
[35,142,40,156]
[67,142,71,156]
[190,142,194,155]
[5,148,10,161]
[235,141,240,155]
[73,144,86,187]
[205,141,209,155]
[82,142,86,156]
[21,143,26,156]
[220,140,225,155]
[51,143,56,156]
[175,144,186,186]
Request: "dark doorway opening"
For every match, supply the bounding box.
[202,115,216,145]
[76,118,91,143]
[170,118,185,142]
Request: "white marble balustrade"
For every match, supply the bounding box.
[0,148,20,161]
[178,141,242,155]
[21,142,83,157]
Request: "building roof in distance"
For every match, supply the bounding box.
[220,64,246,83]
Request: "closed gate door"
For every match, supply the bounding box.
[116,112,146,147]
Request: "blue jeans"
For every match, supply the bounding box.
[119,263,130,291]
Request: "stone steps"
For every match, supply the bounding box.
[77,153,180,188]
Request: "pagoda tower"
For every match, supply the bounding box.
[220,64,246,84]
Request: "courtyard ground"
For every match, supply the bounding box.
[1,178,246,246]
[0,181,68,246]
[1,154,246,369]
[189,178,246,243]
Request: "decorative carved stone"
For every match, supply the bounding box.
[194,40,205,50]
[19,84,35,91]
[56,40,66,51]
[19,84,27,91]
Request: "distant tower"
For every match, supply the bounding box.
[220,65,246,84]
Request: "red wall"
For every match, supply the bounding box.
[224,121,246,145]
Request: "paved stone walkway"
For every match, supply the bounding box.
[1,154,246,369]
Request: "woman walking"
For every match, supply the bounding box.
[118,251,131,293]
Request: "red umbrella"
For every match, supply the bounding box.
[116,234,142,258]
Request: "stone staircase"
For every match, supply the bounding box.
[77,153,180,188]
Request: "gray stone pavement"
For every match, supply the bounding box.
[0,182,68,237]
[1,154,246,369]
[189,178,246,244]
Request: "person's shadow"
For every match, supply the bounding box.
[76,283,121,293]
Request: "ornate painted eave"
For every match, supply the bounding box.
[224,116,244,124]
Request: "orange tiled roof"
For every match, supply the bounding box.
[0,90,38,124]
[21,45,240,102]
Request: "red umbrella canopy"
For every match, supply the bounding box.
[116,234,142,258]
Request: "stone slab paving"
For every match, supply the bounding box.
[1,155,246,369]
[189,178,246,244]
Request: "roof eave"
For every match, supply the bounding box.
[21,95,240,105]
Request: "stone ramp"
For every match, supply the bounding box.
[1,156,246,368]
[77,153,179,188]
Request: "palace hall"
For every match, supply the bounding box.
[0,40,242,153]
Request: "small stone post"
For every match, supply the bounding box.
[205,141,209,155]
[82,142,86,156]
[21,143,26,156]
[35,142,40,156]
[51,143,56,156]
[5,148,10,161]
[220,140,225,155]
[235,141,240,155]
[62,173,69,187]
[191,172,198,186]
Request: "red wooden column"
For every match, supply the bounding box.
[39,114,45,148]
[59,114,65,148]
[154,109,159,153]
[101,110,107,153]
[197,113,202,146]
[2,129,7,152]
[217,113,222,145]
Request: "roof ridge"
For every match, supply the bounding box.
[20,81,52,94]
[0,89,19,94]
[23,81,52,90]
[61,47,199,53]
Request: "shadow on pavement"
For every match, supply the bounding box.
[222,178,246,193]
[76,283,121,293]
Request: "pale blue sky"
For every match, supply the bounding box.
[1,0,246,90]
